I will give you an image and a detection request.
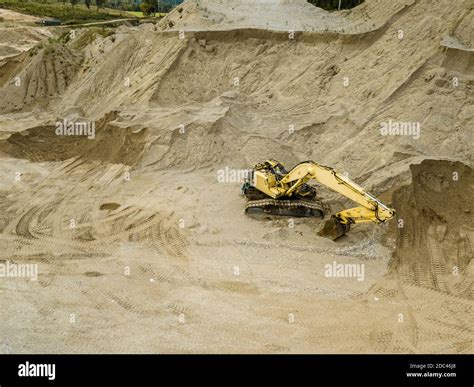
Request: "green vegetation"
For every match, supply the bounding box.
[26,26,114,57]
[67,26,114,49]
[0,0,134,24]
[126,10,145,18]
[126,10,165,18]
[308,0,364,11]
[140,0,173,16]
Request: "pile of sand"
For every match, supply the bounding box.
[158,0,415,33]
[0,0,472,222]
[0,0,472,178]
[390,160,473,298]
[0,27,52,61]
[0,43,83,113]
[159,0,339,32]
[0,0,472,354]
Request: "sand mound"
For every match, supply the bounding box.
[159,0,337,32]
[0,43,83,113]
[390,160,473,298]
[158,0,415,33]
[0,51,27,87]
[0,27,53,61]
[0,0,470,177]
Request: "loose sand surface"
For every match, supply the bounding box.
[0,0,472,353]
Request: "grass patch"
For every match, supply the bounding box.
[125,11,166,18]
[0,0,137,24]
[68,26,114,49]
[125,11,145,18]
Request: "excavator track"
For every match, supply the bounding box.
[245,198,325,218]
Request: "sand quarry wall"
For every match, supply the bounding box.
[390,160,473,298]
[0,0,471,172]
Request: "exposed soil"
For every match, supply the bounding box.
[0,0,472,354]
[390,160,473,299]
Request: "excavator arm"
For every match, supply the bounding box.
[249,160,395,239]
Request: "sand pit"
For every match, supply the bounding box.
[0,0,472,354]
[391,160,473,298]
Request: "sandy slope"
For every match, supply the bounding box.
[158,0,416,33]
[0,9,52,62]
[0,0,472,353]
[0,8,40,23]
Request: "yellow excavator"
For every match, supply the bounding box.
[242,160,395,240]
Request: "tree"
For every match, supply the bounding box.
[70,0,79,7]
[85,0,91,9]
[141,0,158,16]
[96,0,105,10]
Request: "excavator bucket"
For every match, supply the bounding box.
[318,217,350,240]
